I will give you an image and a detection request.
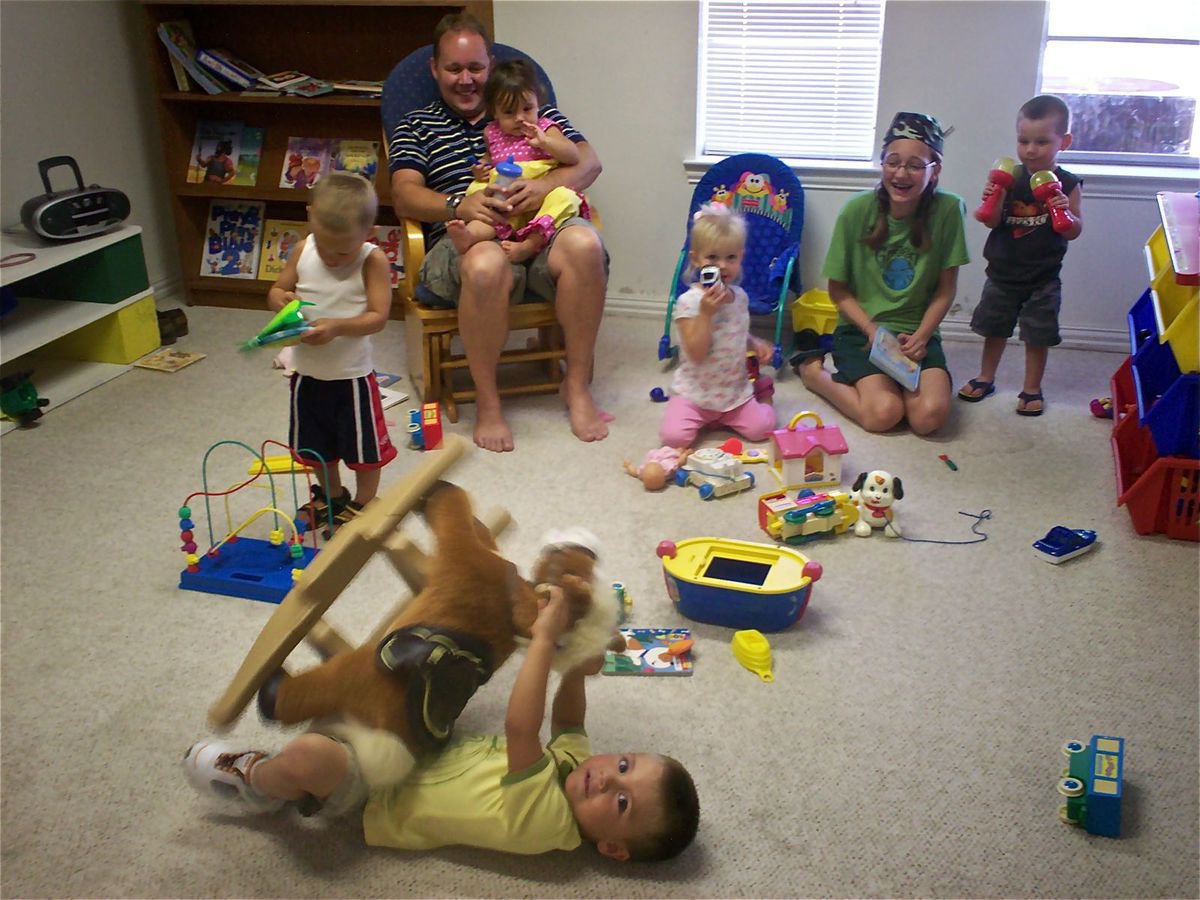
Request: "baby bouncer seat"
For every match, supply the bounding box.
[658,153,805,369]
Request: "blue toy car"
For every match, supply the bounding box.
[1032,526,1098,564]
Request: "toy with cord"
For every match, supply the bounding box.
[624,446,692,492]
[1056,735,1125,837]
[719,437,770,465]
[178,438,325,604]
[849,470,903,537]
[758,487,858,544]
[1029,169,1073,234]
[675,446,756,499]
[240,297,314,350]
[658,536,822,632]
[974,156,1017,222]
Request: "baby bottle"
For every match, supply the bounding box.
[493,155,522,190]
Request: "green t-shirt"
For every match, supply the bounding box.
[362,730,590,855]
[821,190,970,333]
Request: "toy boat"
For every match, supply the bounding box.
[1032,526,1098,564]
[658,536,822,632]
[731,629,774,682]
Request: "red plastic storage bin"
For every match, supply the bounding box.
[1111,413,1200,541]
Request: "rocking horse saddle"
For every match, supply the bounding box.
[375,625,495,755]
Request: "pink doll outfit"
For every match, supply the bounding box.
[463,118,591,243]
[659,284,776,447]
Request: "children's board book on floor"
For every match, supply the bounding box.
[603,628,694,675]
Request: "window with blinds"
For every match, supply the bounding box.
[1039,0,1199,165]
[697,0,885,161]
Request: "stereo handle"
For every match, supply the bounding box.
[37,156,85,195]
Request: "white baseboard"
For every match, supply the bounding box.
[603,293,1129,353]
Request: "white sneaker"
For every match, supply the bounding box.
[182,741,284,813]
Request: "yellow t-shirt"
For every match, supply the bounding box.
[362,730,590,855]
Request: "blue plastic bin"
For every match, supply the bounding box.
[1131,337,1200,458]
[1126,287,1158,356]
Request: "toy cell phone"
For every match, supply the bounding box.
[700,265,720,287]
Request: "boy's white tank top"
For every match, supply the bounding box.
[290,238,375,381]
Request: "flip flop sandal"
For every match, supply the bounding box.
[298,485,350,529]
[957,379,995,402]
[323,500,364,539]
[1016,391,1045,417]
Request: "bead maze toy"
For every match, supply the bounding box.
[758,487,859,544]
[1029,170,1073,234]
[178,439,329,604]
[974,156,1017,222]
[657,536,822,632]
[240,297,314,350]
[1056,736,1125,837]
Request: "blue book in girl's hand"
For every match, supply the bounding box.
[869,326,920,392]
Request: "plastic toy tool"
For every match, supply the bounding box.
[240,298,315,350]
[732,629,774,682]
[1029,170,1073,234]
[974,156,1017,222]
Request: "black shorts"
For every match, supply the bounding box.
[969,278,1062,347]
[289,373,396,470]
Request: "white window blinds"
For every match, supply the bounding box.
[698,0,885,161]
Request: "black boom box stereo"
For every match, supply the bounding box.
[20,156,131,240]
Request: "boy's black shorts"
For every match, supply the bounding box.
[289,372,396,470]
[969,277,1062,347]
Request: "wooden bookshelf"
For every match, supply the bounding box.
[139,0,493,316]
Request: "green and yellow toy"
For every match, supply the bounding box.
[240,297,315,350]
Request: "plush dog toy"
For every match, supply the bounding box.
[257,480,621,791]
[850,470,903,537]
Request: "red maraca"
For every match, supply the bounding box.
[1030,169,1072,234]
[974,156,1016,223]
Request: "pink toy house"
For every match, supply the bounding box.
[769,411,848,488]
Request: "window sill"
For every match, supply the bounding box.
[1051,162,1199,200]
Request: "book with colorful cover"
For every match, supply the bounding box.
[233,126,264,186]
[602,628,694,676]
[257,218,308,281]
[285,77,334,98]
[258,70,310,90]
[279,137,332,189]
[330,139,380,180]
[201,200,264,279]
[156,21,228,95]
[135,349,206,373]
[868,326,920,392]
[187,120,242,184]
[165,52,193,91]
[367,224,405,289]
[196,48,267,90]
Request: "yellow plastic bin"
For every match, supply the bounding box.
[792,289,838,336]
[1162,295,1198,374]
[1151,267,1199,370]
[42,294,161,364]
[1144,225,1171,284]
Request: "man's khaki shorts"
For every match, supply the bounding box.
[418,218,608,308]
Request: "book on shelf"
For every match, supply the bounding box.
[367,224,405,289]
[258,70,310,91]
[285,77,335,98]
[196,48,268,90]
[868,326,921,392]
[233,126,264,186]
[257,219,308,281]
[279,137,332,189]
[165,52,193,91]
[155,21,228,95]
[331,79,384,95]
[330,140,380,180]
[186,121,264,186]
[602,628,694,676]
[201,200,265,279]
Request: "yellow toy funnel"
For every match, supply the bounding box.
[732,629,774,682]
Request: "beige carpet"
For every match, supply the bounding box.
[1,306,1196,899]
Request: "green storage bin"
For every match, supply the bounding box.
[17,234,149,304]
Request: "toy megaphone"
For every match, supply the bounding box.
[240,298,315,350]
[974,156,1016,223]
[1030,170,1072,234]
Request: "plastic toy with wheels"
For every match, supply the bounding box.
[178,438,327,604]
[1056,735,1125,837]
[657,536,822,632]
[758,487,859,544]
[658,153,805,369]
[674,446,756,499]
[1032,526,1097,564]
[0,371,49,428]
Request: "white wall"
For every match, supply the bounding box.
[0,1,177,300]
[495,0,1196,349]
[1,1,1190,346]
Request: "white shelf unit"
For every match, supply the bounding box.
[0,225,151,435]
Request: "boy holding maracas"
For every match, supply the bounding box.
[959,95,1082,416]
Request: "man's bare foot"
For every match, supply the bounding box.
[474,406,514,453]
[500,238,543,264]
[560,382,610,442]
[447,219,483,256]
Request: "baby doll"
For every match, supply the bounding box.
[623,447,692,491]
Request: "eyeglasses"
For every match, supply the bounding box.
[882,157,937,175]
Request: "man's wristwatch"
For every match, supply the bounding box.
[445,192,464,217]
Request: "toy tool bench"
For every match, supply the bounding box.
[0,225,158,434]
[1109,193,1199,541]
